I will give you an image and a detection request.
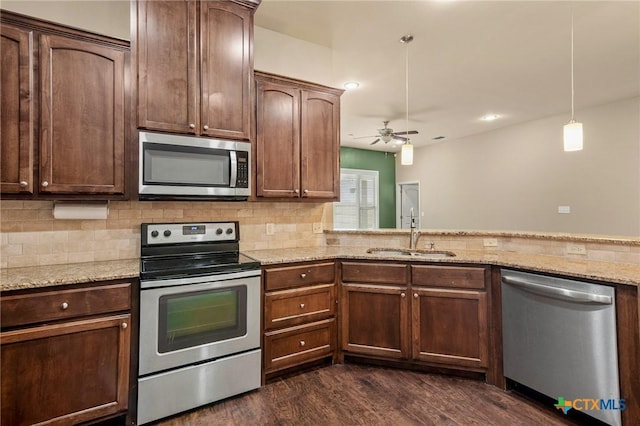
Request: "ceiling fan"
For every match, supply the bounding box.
[354,121,419,145]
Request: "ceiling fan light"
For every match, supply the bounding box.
[401,142,413,165]
[563,120,583,151]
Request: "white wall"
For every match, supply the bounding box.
[396,97,640,237]
[1,1,130,40]
[254,26,333,86]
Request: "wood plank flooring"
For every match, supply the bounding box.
[155,364,582,425]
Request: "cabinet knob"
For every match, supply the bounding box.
[294,189,299,194]
[189,123,195,129]
[300,273,307,279]
[61,302,69,310]
[19,181,28,187]
[41,181,49,187]
[121,322,128,329]
[300,303,305,309]
[203,125,209,130]
[303,189,309,194]
[414,293,419,299]
[401,292,406,298]
[299,340,306,347]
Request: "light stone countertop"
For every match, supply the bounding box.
[246,246,640,287]
[2,246,639,292]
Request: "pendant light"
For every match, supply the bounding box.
[400,34,414,165]
[563,11,583,152]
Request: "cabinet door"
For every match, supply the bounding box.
[412,288,488,369]
[39,34,125,195]
[200,1,252,140]
[300,89,340,199]
[137,0,198,134]
[256,79,300,197]
[341,283,409,359]
[1,314,131,426]
[0,25,34,194]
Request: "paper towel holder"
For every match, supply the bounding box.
[53,201,110,220]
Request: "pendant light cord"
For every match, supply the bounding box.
[406,37,410,143]
[570,11,575,122]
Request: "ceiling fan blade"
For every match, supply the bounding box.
[369,138,381,145]
[393,135,407,142]
[353,134,379,139]
[392,130,419,136]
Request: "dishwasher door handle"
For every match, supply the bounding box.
[502,276,613,305]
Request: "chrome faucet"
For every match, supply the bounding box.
[409,208,420,250]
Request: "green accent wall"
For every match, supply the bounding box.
[340,147,396,228]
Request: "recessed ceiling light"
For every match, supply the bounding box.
[481,114,500,122]
[343,81,360,90]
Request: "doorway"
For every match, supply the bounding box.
[398,182,420,229]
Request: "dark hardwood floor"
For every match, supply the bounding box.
[154,364,585,425]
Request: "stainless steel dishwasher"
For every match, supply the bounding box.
[501,269,621,426]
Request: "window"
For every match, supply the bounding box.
[333,168,379,230]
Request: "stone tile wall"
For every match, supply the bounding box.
[1,200,329,268]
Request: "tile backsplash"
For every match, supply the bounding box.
[1,200,329,268]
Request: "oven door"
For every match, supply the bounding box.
[139,270,260,376]
[138,131,250,198]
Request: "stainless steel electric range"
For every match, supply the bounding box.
[137,221,261,425]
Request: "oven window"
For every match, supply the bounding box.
[158,286,247,353]
[143,143,230,186]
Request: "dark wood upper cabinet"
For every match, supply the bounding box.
[135,0,254,140]
[255,72,343,200]
[0,11,130,199]
[0,25,34,194]
[39,34,126,195]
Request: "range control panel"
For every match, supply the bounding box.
[142,222,238,245]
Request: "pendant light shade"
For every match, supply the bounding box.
[401,142,413,165]
[564,11,583,152]
[563,120,583,151]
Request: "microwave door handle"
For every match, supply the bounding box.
[229,150,238,188]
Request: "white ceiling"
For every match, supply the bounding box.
[255,0,640,152]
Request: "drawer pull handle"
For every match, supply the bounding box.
[401,292,406,298]
[19,181,28,187]
[300,340,305,347]
[41,181,49,187]
[189,123,195,129]
[414,293,419,299]
[300,273,307,279]
[300,303,305,309]
[121,322,128,329]
[61,302,69,310]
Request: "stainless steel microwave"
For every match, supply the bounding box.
[139,131,251,200]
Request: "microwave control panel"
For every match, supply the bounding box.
[237,152,249,188]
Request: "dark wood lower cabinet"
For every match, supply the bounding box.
[341,283,409,359]
[0,280,133,426]
[1,315,131,426]
[340,261,489,373]
[411,288,488,369]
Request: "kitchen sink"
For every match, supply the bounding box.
[366,248,456,259]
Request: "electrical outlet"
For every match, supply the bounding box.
[312,222,323,234]
[266,223,275,236]
[558,206,571,214]
[567,244,587,255]
[483,238,498,247]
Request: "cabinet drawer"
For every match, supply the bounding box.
[264,318,335,373]
[411,265,486,289]
[264,262,335,291]
[341,262,409,285]
[1,282,132,328]
[265,284,335,330]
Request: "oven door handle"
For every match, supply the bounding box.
[230,150,238,188]
[502,276,612,305]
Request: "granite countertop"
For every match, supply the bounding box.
[246,246,640,287]
[1,259,139,292]
[2,246,639,292]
